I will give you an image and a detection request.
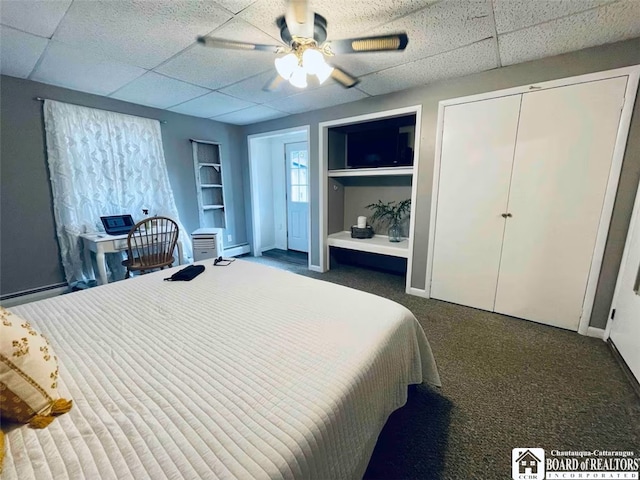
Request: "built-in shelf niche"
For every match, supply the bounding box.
[327,113,416,172]
[192,139,226,229]
[328,175,413,238]
[321,105,422,288]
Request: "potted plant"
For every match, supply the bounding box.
[366,199,411,242]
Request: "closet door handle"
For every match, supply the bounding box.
[507,213,513,218]
[501,213,513,218]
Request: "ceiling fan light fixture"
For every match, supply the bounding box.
[315,62,334,84]
[289,66,308,88]
[301,48,324,74]
[275,53,298,79]
[301,47,333,85]
[198,4,409,92]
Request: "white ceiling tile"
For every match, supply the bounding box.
[0,0,72,38]
[213,0,258,14]
[169,91,256,117]
[52,0,232,69]
[219,70,323,103]
[110,72,210,109]
[234,0,289,40]
[30,41,146,95]
[493,0,614,34]
[314,0,436,39]
[156,18,280,89]
[335,0,495,77]
[0,25,48,78]
[265,83,369,114]
[358,39,498,96]
[498,1,640,66]
[212,104,289,124]
[238,0,435,42]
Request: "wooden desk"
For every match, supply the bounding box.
[80,233,183,285]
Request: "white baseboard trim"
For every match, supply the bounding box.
[260,244,276,253]
[308,264,323,273]
[407,286,429,298]
[586,326,606,340]
[224,244,251,257]
[0,284,68,308]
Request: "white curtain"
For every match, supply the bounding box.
[43,100,192,284]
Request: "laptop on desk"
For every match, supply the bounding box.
[100,214,135,236]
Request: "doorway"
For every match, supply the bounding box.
[285,141,309,253]
[247,126,310,266]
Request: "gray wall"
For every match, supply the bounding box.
[340,179,412,234]
[0,75,246,296]
[242,38,640,329]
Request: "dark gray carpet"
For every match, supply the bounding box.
[243,255,640,479]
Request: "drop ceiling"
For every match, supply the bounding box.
[1,0,639,125]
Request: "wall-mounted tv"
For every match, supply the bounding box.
[346,128,413,169]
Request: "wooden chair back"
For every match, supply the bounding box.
[125,216,179,274]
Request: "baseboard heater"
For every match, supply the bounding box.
[607,339,640,400]
[0,283,68,307]
[224,243,251,257]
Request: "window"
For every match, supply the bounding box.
[43,99,190,283]
[290,148,309,203]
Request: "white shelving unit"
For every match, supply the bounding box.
[192,139,226,229]
[328,167,414,178]
[327,231,409,258]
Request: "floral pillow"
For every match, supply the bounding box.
[0,306,72,471]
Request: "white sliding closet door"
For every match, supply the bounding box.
[431,95,521,310]
[494,77,627,330]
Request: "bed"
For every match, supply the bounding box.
[2,260,440,479]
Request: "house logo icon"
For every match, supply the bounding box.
[512,448,545,480]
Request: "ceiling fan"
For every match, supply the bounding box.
[196,0,409,91]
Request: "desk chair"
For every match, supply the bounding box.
[122,216,179,279]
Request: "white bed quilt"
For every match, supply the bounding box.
[4,260,440,480]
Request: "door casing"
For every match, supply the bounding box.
[605,174,640,381]
[247,126,311,265]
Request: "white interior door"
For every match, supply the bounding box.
[609,180,640,383]
[494,77,627,330]
[286,141,309,252]
[430,95,521,310]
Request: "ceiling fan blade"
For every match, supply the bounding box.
[263,73,285,92]
[331,67,360,89]
[327,33,409,54]
[197,36,281,53]
[284,0,314,39]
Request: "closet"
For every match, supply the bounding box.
[429,74,631,331]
